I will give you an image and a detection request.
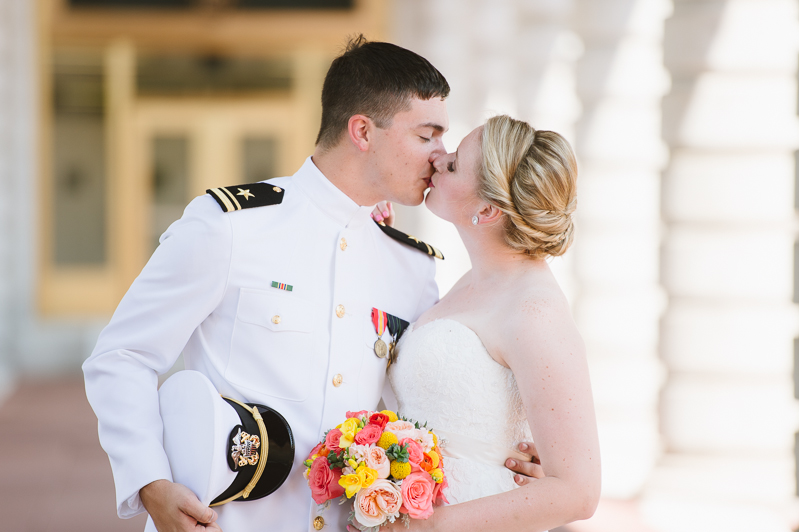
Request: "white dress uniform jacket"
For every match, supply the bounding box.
[83,157,440,532]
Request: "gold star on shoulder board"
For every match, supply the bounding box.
[236,188,254,200]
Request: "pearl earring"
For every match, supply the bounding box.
[472,216,479,225]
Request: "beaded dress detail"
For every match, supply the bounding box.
[388,319,533,505]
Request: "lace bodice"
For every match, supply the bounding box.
[388,319,533,505]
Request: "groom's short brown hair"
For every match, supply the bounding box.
[315,35,450,150]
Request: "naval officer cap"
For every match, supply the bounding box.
[158,371,294,507]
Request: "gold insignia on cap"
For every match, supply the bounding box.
[231,428,261,468]
[237,188,254,200]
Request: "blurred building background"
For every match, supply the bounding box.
[0,0,798,531]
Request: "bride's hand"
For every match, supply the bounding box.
[371,201,394,226]
[505,441,545,485]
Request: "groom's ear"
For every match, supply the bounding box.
[347,115,373,152]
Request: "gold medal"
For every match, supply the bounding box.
[374,338,388,358]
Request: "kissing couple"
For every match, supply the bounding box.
[83,35,600,532]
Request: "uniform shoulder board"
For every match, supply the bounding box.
[375,220,444,260]
[206,182,285,213]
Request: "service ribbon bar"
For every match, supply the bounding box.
[271,281,293,292]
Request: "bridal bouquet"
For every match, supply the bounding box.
[303,409,448,531]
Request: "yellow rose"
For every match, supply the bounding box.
[341,418,360,434]
[339,418,360,448]
[430,468,444,483]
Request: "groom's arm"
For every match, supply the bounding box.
[83,195,232,524]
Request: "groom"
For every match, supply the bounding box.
[83,36,539,532]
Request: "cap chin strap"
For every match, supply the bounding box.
[209,396,269,507]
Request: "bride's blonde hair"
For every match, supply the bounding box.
[478,115,578,259]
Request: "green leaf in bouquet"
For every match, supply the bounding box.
[386,442,410,463]
[327,449,346,469]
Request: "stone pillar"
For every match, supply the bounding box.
[391,0,581,296]
[646,1,799,530]
[0,0,38,400]
[572,0,672,498]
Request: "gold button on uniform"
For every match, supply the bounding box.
[335,304,345,318]
[273,186,282,193]
[332,374,343,387]
[271,315,281,324]
[340,238,347,251]
[313,516,325,530]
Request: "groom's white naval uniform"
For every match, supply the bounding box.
[83,157,441,532]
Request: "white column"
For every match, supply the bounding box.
[645,1,799,530]
[391,0,580,297]
[571,0,672,498]
[0,0,36,400]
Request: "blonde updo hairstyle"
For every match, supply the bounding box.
[478,115,578,259]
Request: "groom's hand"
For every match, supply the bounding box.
[505,441,545,486]
[370,201,394,226]
[140,479,222,532]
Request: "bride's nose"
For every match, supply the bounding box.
[431,152,453,174]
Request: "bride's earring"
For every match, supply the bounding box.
[472,215,479,226]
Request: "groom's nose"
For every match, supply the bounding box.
[428,138,446,160]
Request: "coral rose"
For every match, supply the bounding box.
[354,424,383,445]
[325,428,343,454]
[400,471,436,520]
[306,442,324,462]
[308,456,344,504]
[399,438,424,465]
[353,479,402,528]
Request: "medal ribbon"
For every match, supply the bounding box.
[371,308,388,337]
[386,313,409,343]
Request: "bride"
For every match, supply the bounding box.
[382,115,600,531]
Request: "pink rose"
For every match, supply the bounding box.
[354,424,382,445]
[325,428,343,454]
[346,410,370,419]
[364,445,391,479]
[399,438,424,465]
[400,471,436,520]
[353,479,402,528]
[432,474,449,505]
[308,456,344,504]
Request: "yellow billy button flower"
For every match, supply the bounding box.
[380,410,399,423]
[430,468,444,483]
[390,460,411,480]
[377,431,398,450]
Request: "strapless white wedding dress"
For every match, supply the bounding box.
[388,319,533,505]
